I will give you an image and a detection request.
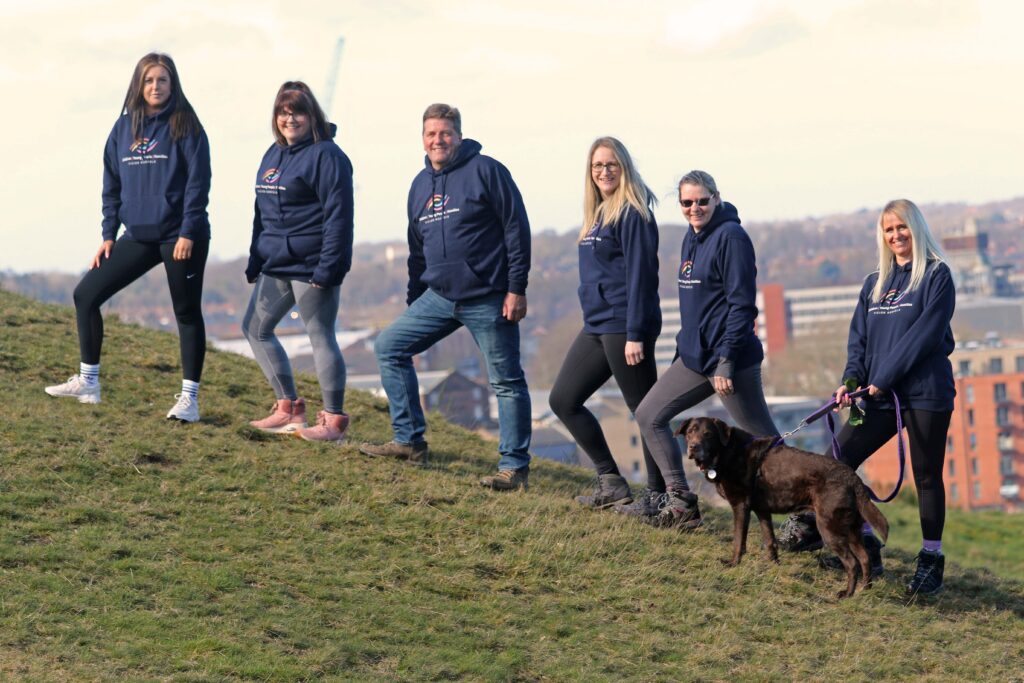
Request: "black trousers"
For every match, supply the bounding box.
[73,238,208,381]
[549,331,662,490]
[831,408,952,541]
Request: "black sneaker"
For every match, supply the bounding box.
[778,512,823,552]
[906,550,945,596]
[575,473,633,509]
[819,534,885,579]
[647,489,702,530]
[613,488,665,518]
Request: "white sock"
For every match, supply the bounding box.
[182,379,200,399]
[79,363,100,386]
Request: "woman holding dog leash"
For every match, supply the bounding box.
[780,199,955,596]
[634,170,779,529]
[548,137,663,511]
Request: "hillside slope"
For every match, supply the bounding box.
[1,289,1022,681]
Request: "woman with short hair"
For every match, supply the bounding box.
[45,53,211,422]
[549,137,662,509]
[635,170,779,528]
[243,81,354,443]
[782,199,955,596]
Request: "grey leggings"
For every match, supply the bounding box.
[242,274,346,414]
[635,359,778,490]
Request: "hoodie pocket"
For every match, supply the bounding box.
[120,195,177,241]
[578,283,615,325]
[422,260,489,298]
[287,233,323,268]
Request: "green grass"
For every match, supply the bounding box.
[1,288,1023,682]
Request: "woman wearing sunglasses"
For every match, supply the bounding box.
[634,170,778,529]
[548,137,662,510]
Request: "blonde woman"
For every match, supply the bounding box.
[782,199,955,596]
[549,137,662,510]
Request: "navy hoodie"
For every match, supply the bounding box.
[406,139,530,304]
[844,260,956,411]
[246,126,354,287]
[675,202,763,376]
[577,205,661,340]
[101,104,211,243]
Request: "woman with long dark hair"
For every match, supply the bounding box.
[243,81,354,443]
[45,53,211,422]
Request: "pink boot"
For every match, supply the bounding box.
[250,398,307,434]
[297,411,350,443]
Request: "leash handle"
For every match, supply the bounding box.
[827,390,906,503]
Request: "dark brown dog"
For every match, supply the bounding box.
[677,416,889,598]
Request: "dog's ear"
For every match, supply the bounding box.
[674,418,692,437]
[714,418,732,447]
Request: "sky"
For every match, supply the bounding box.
[1,0,1022,274]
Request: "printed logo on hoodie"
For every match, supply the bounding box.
[678,260,700,289]
[130,138,159,154]
[868,287,913,315]
[418,194,460,225]
[256,167,286,195]
[425,194,450,212]
[121,137,168,167]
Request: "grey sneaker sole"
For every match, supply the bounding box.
[575,495,633,509]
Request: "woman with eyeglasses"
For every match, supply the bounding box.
[44,53,211,422]
[242,81,354,443]
[548,137,662,510]
[635,170,778,529]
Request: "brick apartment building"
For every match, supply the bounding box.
[861,341,1024,512]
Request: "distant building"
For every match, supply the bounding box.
[347,369,492,431]
[862,338,1024,512]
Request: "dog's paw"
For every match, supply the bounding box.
[720,557,740,567]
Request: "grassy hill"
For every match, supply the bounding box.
[1,288,1023,681]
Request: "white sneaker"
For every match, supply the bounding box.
[45,376,101,404]
[166,393,200,423]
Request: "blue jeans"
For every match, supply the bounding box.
[374,289,531,470]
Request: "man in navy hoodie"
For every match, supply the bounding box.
[359,103,533,490]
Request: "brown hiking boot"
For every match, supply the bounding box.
[575,473,632,509]
[479,466,529,491]
[358,439,430,464]
[296,410,349,443]
[250,398,307,434]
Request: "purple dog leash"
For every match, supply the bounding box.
[769,388,906,503]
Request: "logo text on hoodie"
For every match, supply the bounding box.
[868,288,913,315]
[257,167,287,194]
[122,137,168,167]
[418,194,460,225]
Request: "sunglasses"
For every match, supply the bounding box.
[679,196,714,208]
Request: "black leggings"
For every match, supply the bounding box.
[549,331,662,490]
[831,408,951,541]
[73,238,208,381]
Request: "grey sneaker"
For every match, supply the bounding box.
[906,550,944,596]
[613,488,666,518]
[778,512,823,552]
[575,473,633,509]
[45,376,101,404]
[358,440,430,464]
[479,466,529,491]
[820,534,885,579]
[648,488,702,530]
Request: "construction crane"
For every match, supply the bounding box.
[322,37,346,121]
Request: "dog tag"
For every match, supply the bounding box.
[706,469,717,481]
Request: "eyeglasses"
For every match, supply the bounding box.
[276,110,308,121]
[591,162,620,173]
[679,197,714,208]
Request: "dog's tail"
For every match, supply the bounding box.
[856,486,889,543]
